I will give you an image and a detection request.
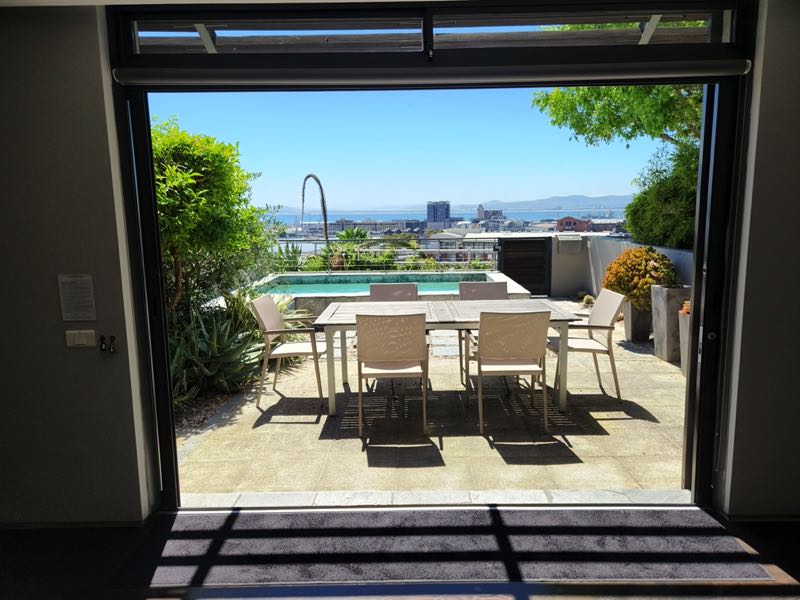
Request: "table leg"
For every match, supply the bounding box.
[326,327,337,416]
[558,322,568,411]
[340,329,349,384]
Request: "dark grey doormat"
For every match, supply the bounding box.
[116,507,771,588]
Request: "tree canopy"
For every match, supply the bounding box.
[151,119,279,311]
[532,85,702,148]
[533,84,703,249]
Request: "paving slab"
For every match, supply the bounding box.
[179,317,688,506]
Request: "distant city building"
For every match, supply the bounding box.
[477,204,504,220]
[588,218,624,232]
[557,216,592,232]
[426,201,451,229]
[556,216,623,233]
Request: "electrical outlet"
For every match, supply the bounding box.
[65,330,96,348]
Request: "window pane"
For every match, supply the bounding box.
[135,18,423,54]
[433,13,712,49]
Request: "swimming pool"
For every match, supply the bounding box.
[254,271,531,315]
[256,272,488,297]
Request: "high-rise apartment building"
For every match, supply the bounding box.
[426,201,450,224]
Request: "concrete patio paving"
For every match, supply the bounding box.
[177,301,690,508]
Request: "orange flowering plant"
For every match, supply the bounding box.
[680,300,691,315]
[602,246,678,311]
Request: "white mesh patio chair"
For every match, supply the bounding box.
[547,288,625,400]
[369,283,419,301]
[465,311,551,434]
[457,281,509,385]
[250,294,325,409]
[355,313,429,438]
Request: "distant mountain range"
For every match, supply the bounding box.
[278,194,632,214]
[451,195,632,212]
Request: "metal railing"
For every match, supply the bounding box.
[269,237,499,273]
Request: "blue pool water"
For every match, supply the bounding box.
[263,281,461,295]
[256,273,490,296]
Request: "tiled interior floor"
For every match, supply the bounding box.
[177,301,689,507]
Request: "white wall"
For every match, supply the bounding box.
[717,0,800,518]
[0,8,156,523]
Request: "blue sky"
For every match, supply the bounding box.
[148,89,659,211]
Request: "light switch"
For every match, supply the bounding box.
[65,329,96,348]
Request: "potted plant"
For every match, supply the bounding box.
[679,300,691,376]
[602,246,678,342]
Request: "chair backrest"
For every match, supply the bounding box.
[250,294,284,345]
[369,283,419,301]
[356,313,427,362]
[478,311,550,362]
[458,281,508,300]
[588,288,626,328]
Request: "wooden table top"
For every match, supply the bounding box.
[313,298,578,328]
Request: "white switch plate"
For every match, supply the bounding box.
[65,329,96,348]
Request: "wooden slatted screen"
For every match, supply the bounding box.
[497,237,551,296]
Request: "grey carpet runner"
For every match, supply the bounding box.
[117,507,771,587]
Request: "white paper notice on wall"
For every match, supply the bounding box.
[58,274,97,321]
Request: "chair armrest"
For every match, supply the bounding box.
[568,324,615,331]
[264,327,317,336]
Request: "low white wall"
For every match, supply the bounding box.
[587,238,695,296]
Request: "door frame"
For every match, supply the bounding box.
[107,1,757,511]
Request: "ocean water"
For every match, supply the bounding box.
[277,208,625,225]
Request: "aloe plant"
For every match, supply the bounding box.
[169,289,311,407]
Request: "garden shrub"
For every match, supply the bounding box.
[602,246,678,311]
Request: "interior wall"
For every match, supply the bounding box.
[718,0,800,518]
[0,7,154,523]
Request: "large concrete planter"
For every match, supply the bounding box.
[679,310,691,376]
[651,284,691,362]
[623,301,651,342]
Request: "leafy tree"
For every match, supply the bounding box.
[532,85,702,148]
[533,84,703,248]
[625,144,698,249]
[151,119,281,312]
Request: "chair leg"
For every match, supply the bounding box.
[272,357,282,391]
[358,365,364,439]
[422,367,428,435]
[608,349,622,401]
[553,353,561,398]
[592,353,604,392]
[458,330,464,385]
[313,355,324,408]
[464,338,471,404]
[529,373,535,408]
[478,369,485,435]
[257,353,270,409]
[542,360,549,433]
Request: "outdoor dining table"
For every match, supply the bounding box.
[313,298,580,416]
